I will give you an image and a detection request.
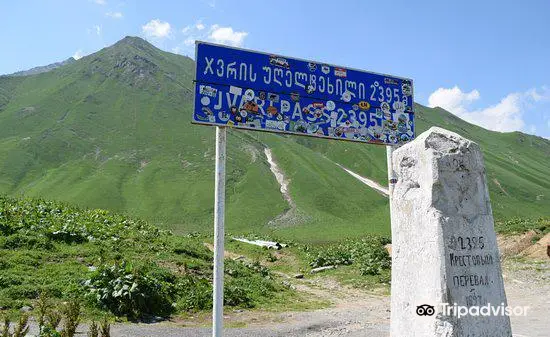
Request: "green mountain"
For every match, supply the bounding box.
[0,37,548,242]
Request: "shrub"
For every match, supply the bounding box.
[84,261,177,320]
[305,236,391,276]
[177,277,212,311]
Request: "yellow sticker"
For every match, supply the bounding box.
[358,101,371,110]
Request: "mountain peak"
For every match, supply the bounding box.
[112,36,156,51]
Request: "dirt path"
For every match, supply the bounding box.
[23,260,547,336]
[99,258,548,337]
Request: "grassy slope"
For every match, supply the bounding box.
[0,195,300,314]
[0,37,548,243]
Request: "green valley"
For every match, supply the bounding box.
[0,36,549,243]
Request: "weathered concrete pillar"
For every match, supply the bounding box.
[390,127,511,337]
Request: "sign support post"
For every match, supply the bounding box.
[213,126,227,337]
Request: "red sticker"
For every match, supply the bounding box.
[334,68,347,77]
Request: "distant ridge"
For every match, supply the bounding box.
[4,57,76,77]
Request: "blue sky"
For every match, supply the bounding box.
[1,0,549,138]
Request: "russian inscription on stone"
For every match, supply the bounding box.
[389,127,512,337]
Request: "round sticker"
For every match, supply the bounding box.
[244,89,255,101]
[326,100,336,111]
[281,101,290,111]
[381,102,390,113]
[341,91,352,102]
[201,96,210,106]
[240,111,247,118]
[402,83,412,96]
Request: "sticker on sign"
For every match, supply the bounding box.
[193,41,415,145]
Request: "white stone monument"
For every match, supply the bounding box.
[389,127,512,337]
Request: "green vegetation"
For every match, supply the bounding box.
[0,195,294,319]
[0,36,548,244]
[303,236,391,276]
[495,217,549,235]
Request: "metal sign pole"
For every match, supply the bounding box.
[212,126,227,337]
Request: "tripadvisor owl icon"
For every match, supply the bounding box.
[416,304,435,316]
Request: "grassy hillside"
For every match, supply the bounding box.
[0,36,548,242]
[0,195,297,317]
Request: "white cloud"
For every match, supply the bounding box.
[428,86,480,115]
[73,50,85,60]
[182,25,191,34]
[177,22,249,57]
[428,86,550,133]
[105,11,123,19]
[184,37,195,46]
[93,0,106,5]
[92,25,102,36]
[208,25,248,47]
[142,19,171,39]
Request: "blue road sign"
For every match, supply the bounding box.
[193,42,415,145]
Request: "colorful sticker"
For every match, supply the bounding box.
[381,102,390,113]
[358,101,371,110]
[258,91,267,100]
[268,92,280,102]
[269,55,290,69]
[384,78,399,86]
[308,62,317,72]
[200,96,211,106]
[290,92,300,102]
[334,68,347,77]
[242,101,259,114]
[229,86,242,96]
[326,100,336,111]
[202,106,214,115]
[199,85,217,97]
[341,90,354,103]
[402,80,412,96]
[267,106,278,116]
[244,89,255,101]
[266,120,286,130]
[281,101,290,112]
[312,102,325,109]
[392,101,405,113]
[306,85,315,94]
[321,65,330,74]
[313,110,323,118]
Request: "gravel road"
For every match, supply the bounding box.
[24,259,549,336]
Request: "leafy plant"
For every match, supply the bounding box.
[60,300,81,337]
[99,317,110,337]
[305,236,391,276]
[87,321,98,337]
[84,261,177,320]
[1,314,29,337]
